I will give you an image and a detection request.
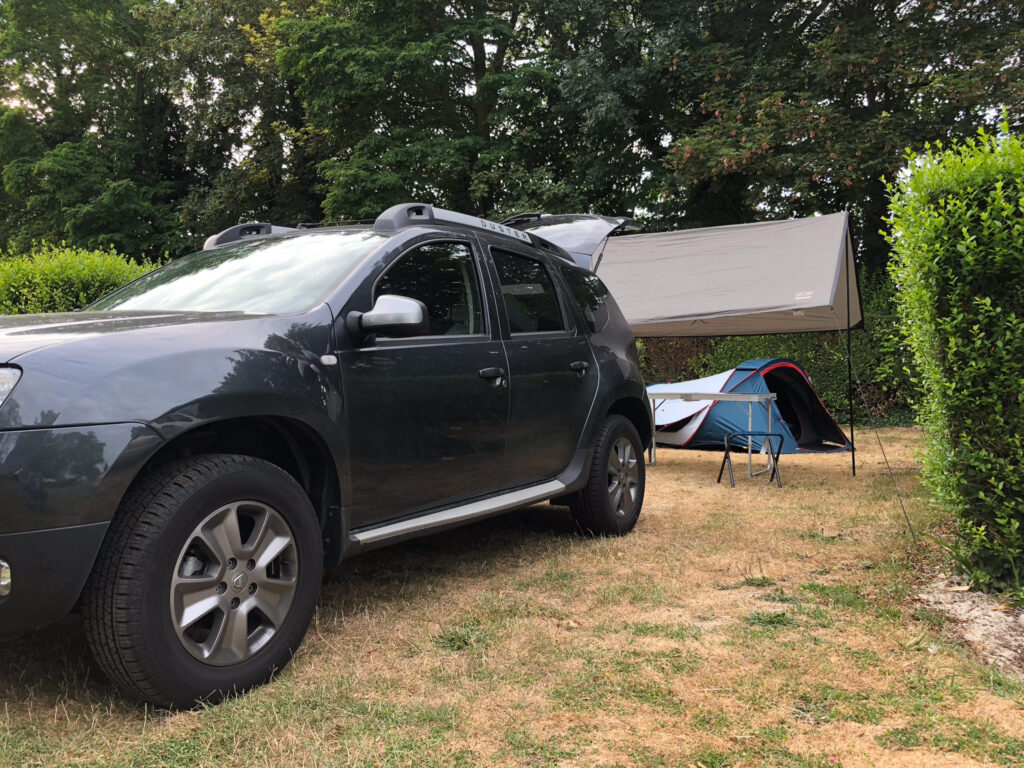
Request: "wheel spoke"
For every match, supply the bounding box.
[253,584,292,627]
[172,580,221,630]
[609,447,622,470]
[209,606,251,663]
[198,505,242,565]
[621,486,636,514]
[611,485,624,513]
[254,532,292,571]
[241,504,271,551]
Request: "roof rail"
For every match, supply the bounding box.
[373,203,532,245]
[203,222,296,251]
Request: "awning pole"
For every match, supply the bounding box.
[848,326,856,476]
[847,245,856,477]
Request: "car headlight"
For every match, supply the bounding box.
[0,367,21,408]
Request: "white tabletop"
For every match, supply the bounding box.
[651,392,777,403]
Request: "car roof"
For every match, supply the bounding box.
[202,203,582,267]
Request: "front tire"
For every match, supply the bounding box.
[83,454,323,708]
[569,415,645,536]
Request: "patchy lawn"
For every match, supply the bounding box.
[2,428,1022,767]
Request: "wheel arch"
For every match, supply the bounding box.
[607,397,652,450]
[120,416,345,567]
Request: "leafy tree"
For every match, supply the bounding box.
[263,0,595,219]
[662,0,1024,272]
[0,0,329,256]
[1,0,1021,270]
[542,0,695,222]
[140,0,327,245]
[0,0,187,257]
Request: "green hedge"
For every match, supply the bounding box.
[887,126,1024,601]
[697,274,913,425]
[0,243,153,315]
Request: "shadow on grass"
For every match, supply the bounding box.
[0,503,578,713]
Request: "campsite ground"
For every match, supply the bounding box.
[2,429,1022,767]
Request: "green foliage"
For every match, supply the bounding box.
[663,1,1024,273]
[433,619,493,652]
[801,583,868,610]
[700,274,913,423]
[0,1,187,257]
[0,0,324,258]
[141,0,327,242]
[5,0,1019,259]
[743,611,795,628]
[0,243,153,315]
[887,126,1024,602]
[264,0,606,220]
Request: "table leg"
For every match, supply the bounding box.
[648,398,658,465]
[747,402,753,477]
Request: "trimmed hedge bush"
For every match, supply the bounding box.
[887,126,1024,601]
[0,243,153,315]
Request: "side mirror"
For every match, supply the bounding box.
[346,294,430,339]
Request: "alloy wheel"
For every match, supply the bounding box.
[607,436,639,518]
[170,502,299,666]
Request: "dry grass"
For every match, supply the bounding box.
[2,428,1023,767]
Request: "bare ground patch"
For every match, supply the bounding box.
[918,575,1024,676]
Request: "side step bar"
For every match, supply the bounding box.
[351,479,567,546]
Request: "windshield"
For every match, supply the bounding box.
[88,230,386,314]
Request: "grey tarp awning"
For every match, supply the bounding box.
[595,212,862,336]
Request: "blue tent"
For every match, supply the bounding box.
[648,359,851,454]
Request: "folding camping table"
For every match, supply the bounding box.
[648,391,778,482]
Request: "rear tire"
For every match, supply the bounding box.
[569,415,645,536]
[82,454,323,708]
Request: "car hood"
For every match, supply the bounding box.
[0,311,257,363]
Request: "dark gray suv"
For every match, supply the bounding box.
[0,203,651,706]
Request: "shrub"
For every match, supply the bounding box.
[637,336,714,386]
[0,243,153,315]
[887,125,1024,601]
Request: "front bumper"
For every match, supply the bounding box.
[0,422,163,632]
[0,522,109,633]
[0,422,161,533]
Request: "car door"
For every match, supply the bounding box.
[339,239,510,528]
[486,244,599,488]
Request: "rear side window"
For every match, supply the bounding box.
[376,241,485,336]
[561,267,612,333]
[491,249,564,334]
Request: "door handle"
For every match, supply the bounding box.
[570,361,590,376]
[478,366,506,380]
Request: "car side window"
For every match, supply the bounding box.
[491,249,565,334]
[560,267,611,333]
[376,241,485,336]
